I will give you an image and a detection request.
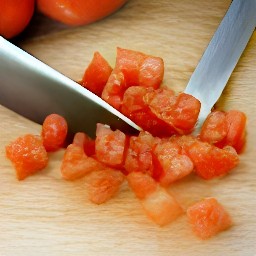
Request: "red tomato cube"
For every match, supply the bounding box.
[61,144,103,181]
[5,134,48,180]
[187,198,232,239]
[95,123,127,167]
[153,140,194,186]
[85,168,125,204]
[116,47,164,89]
[186,140,239,180]
[41,113,68,152]
[81,51,113,96]
[145,88,201,134]
[127,172,158,199]
[73,132,95,156]
[101,68,126,110]
[124,131,160,177]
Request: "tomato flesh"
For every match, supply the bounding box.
[95,123,128,167]
[187,198,232,239]
[61,144,103,181]
[200,110,246,153]
[82,51,113,96]
[5,134,48,180]
[86,168,125,204]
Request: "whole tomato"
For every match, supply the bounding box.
[37,0,128,26]
[0,0,35,39]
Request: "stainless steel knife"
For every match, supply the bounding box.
[185,0,256,129]
[0,0,255,137]
[0,36,141,138]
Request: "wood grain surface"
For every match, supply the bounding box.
[1,1,256,255]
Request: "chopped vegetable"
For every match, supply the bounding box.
[5,134,48,180]
[128,172,183,226]
[200,110,246,153]
[41,113,68,152]
[187,198,232,239]
[61,143,103,181]
[81,51,113,96]
[85,168,125,204]
[5,47,248,239]
[95,123,128,168]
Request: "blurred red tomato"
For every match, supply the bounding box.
[0,0,35,39]
[37,0,128,26]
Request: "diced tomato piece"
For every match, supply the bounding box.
[139,56,164,89]
[116,47,164,89]
[124,131,160,177]
[116,47,145,87]
[95,123,127,167]
[121,86,177,137]
[121,86,151,116]
[145,88,201,134]
[5,134,48,180]
[127,172,158,199]
[153,140,194,186]
[187,198,232,239]
[85,168,125,204]
[222,110,246,153]
[185,140,239,179]
[41,113,68,152]
[141,187,183,226]
[73,132,95,156]
[200,111,227,144]
[61,144,103,181]
[200,110,246,153]
[127,172,183,226]
[101,68,126,110]
[81,51,113,96]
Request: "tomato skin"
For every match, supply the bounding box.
[0,0,35,39]
[41,114,68,152]
[82,52,113,97]
[37,0,128,26]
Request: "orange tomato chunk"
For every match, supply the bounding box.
[101,68,126,110]
[95,123,127,167]
[153,140,194,186]
[61,144,103,181]
[41,113,68,152]
[141,187,183,226]
[200,110,246,153]
[186,140,239,180]
[127,172,158,199]
[81,51,113,96]
[116,47,164,89]
[5,134,48,180]
[145,88,201,134]
[187,198,232,239]
[73,132,95,156]
[124,131,160,177]
[127,172,183,226]
[86,168,125,204]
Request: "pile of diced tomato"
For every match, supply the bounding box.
[5,48,246,240]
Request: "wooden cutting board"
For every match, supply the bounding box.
[1,1,256,255]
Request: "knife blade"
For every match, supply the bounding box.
[185,0,256,129]
[0,36,141,138]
